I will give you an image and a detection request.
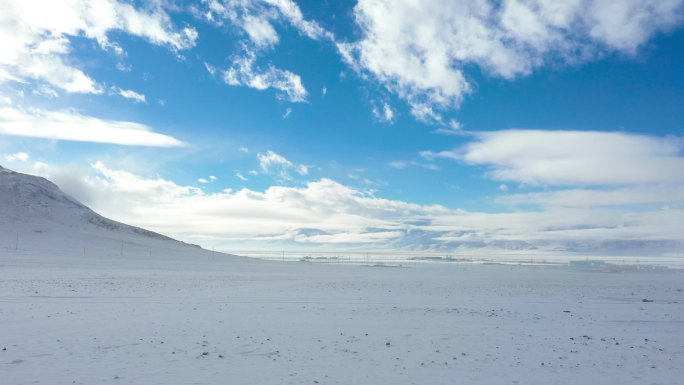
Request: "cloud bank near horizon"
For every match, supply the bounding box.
[10,129,683,255]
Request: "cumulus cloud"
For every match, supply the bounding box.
[257,150,308,180]
[4,152,30,162]
[0,106,185,147]
[342,0,684,119]
[23,161,684,253]
[0,0,198,94]
[223,49,308,102]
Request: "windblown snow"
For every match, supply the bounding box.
[1,166,683,385]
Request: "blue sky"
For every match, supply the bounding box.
[1,0,684,253]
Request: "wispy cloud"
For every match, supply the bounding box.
[115,88,146,103]
[432,119,465,136]
[198,175,218,184]
[204,62,217,76]
[0,106,185,147]
[388,161,438,171]
[202,0,333,46]
[257,150,308,180]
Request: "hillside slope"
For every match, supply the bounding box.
[0,165,235,260]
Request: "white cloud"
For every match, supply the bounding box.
[4,151,30,162]
[419,149,460,162]
[409,102,444,124]
[242,15,280,47]
[423,129,684,236]
[235,171,248,181]
[203,0,333,46]
[32,85,59,98]
[283,107,292,119]
[456,130,684,186]
[388,161,439,171]
[432,119,465,136]
[261,0,333,41]
[198,175,218,184]
[238,147,249,153]
[343,0,684,119]
[257,150,308,180]
[0,0,197,94]
[204,62,217,76]
[497,185,684,209]
[372,102,395,123]
[223,49,308,102]
[202,0,332,101]
[498,184,509,192]
[0,106,184,147]
[116,62,132,72]
[24,161,684,253]
[115,88,146,103]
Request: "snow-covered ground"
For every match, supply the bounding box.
[2,252,683,385]
[2,167,683,384]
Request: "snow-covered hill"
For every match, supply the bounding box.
[0,165,234,260]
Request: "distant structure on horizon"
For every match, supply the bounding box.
[568,260,671,273]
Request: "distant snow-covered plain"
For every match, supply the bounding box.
[2,250,682,385]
